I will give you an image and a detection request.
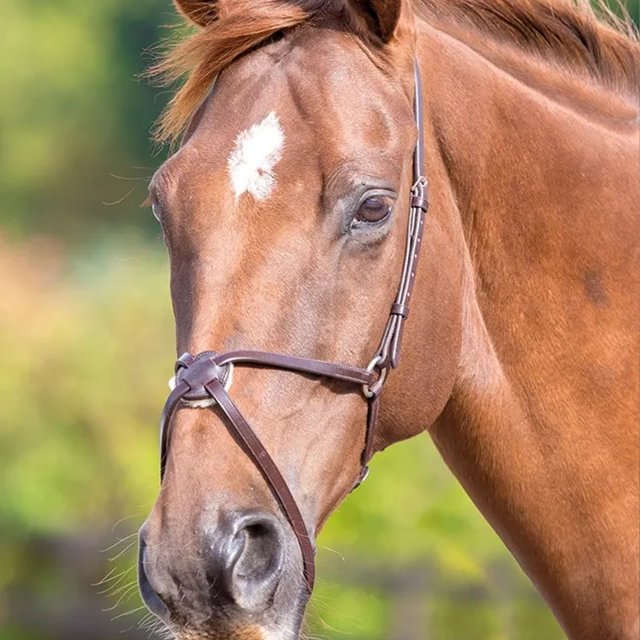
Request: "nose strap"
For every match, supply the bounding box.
[159,349,380,594]
[204,378,316,592]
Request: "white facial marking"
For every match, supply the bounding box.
[227,111,284,200]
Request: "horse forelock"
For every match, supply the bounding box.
[148,0,336,144]
[149,0,638,147]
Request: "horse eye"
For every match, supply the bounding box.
[152,202,162,223]
[353,195,394,226]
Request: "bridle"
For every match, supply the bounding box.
[158,62,429,595]
[159,62,428,595]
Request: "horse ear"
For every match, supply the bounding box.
[173,0,218,27]
[346,0,403,42]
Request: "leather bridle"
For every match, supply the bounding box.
[158,62,429,595]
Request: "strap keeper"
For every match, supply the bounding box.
[176,352,195,372]
[410,195,429,211]
[391,303,409,318]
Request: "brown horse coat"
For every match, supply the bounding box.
[139,1,640,638]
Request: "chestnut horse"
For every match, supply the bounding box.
[138,0,640,638]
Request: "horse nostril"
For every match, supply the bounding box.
[223,513,285,612]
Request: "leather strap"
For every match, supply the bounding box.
[205,379,316,592]
[213,350,374,386]
[371,66,429,371]
[160,381,190,475]
[373,174,428,370]
[157,59,429,598]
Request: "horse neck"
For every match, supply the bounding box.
[416,21,640,640]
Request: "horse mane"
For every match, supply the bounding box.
[418,0,639,93]
[150,0,639,143]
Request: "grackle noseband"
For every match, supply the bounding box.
[158,62,429,595]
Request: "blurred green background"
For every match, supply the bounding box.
[1,1,636,639]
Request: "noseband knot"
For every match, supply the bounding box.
[176,352,233,402]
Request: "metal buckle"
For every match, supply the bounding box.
[350,465,370,492]
[411,175,428,195]
[362,355,388,398]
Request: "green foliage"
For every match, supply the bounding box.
[0,236,171,537]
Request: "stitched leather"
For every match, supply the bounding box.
[157,60,429,596]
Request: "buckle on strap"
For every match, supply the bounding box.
[350,465,370,492]
[362,355,388,398]
[411,175,428,194]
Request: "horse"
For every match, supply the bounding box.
[137,1,640,638]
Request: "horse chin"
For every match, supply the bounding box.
[171,623,303,640]
[166,592,307,640]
